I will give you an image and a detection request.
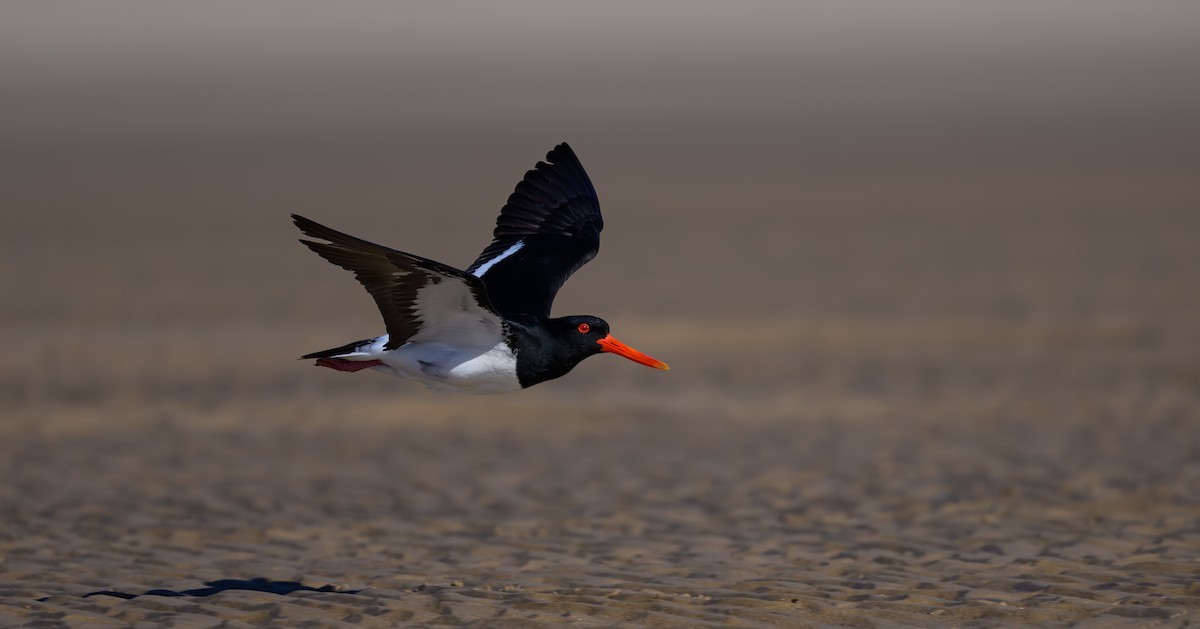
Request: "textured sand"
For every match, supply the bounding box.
[2,123,1200,628]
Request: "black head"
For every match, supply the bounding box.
[512,315,668,388]
[554,315,611,355]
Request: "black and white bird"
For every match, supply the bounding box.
[294,142,668,394]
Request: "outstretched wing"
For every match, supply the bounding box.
[466,143,603,317]
[294,214,505,351]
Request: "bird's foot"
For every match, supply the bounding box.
[314,358,384,372]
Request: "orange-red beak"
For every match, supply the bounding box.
[596,335,669,370]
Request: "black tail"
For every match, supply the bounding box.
[300,338,375,360]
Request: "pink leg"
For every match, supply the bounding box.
[314,358,385,372]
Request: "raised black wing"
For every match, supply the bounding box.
[294,214,505,351]
[466,143,603,317]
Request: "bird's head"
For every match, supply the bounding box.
[555,315,669,371]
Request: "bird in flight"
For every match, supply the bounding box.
[293,142,668,394]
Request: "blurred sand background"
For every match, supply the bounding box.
[2,2,1199,626]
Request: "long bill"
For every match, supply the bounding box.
[596,335,670,370]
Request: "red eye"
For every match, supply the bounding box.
[577,323,590,333]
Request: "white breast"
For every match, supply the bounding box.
[379,340,522,394]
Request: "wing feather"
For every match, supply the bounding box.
[466,143,604,317]
[294,214,503,351]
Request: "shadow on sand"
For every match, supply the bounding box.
[73,577,361,600]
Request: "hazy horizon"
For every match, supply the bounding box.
[3,1,1199,145]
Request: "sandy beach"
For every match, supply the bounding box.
[3,4,1200,626]
[2,132,1198,626]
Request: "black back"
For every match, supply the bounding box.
[466,143,603,318]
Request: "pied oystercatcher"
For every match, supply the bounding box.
[294,143,668,394]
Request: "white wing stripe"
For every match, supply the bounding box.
[471,241,524,278]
